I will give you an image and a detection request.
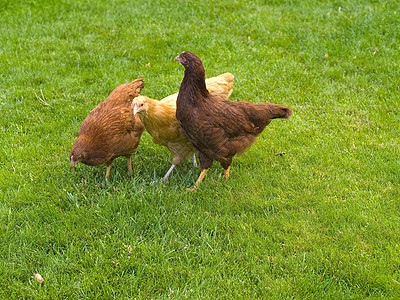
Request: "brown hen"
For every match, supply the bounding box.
[132,73,234,182]
[175,52,292,190]
[70,78,145,179]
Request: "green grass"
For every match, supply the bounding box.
[1,0,399,298]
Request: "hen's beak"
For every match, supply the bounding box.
[70,157,78,169]
[174,55,180,62]
[133,103,138,115]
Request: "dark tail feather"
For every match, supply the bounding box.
[270,104,292,119]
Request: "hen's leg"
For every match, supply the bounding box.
[189,168,209,191]
[105,162,113,180]
[126,156,133,175]
[192,153,197,167]
[162,164,176,183]
[224,166,231,180]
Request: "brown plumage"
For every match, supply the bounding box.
[132,73,234,182]
[175,51,292,190]
[70,78,145,179]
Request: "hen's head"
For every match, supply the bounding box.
[132,96,150,115]
[69,148,87,169]
[174,51,203,70]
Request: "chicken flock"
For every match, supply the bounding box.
[70,52,292,190]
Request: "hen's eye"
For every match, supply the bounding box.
[140,103,144,107]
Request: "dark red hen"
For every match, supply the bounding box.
[175,51,292,190]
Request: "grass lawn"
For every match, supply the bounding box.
[1,0,399,298]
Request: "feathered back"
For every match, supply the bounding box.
[77,79,144,136]
[203,73,234,100]
[106,78,144,103]
[160,73,234,104]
